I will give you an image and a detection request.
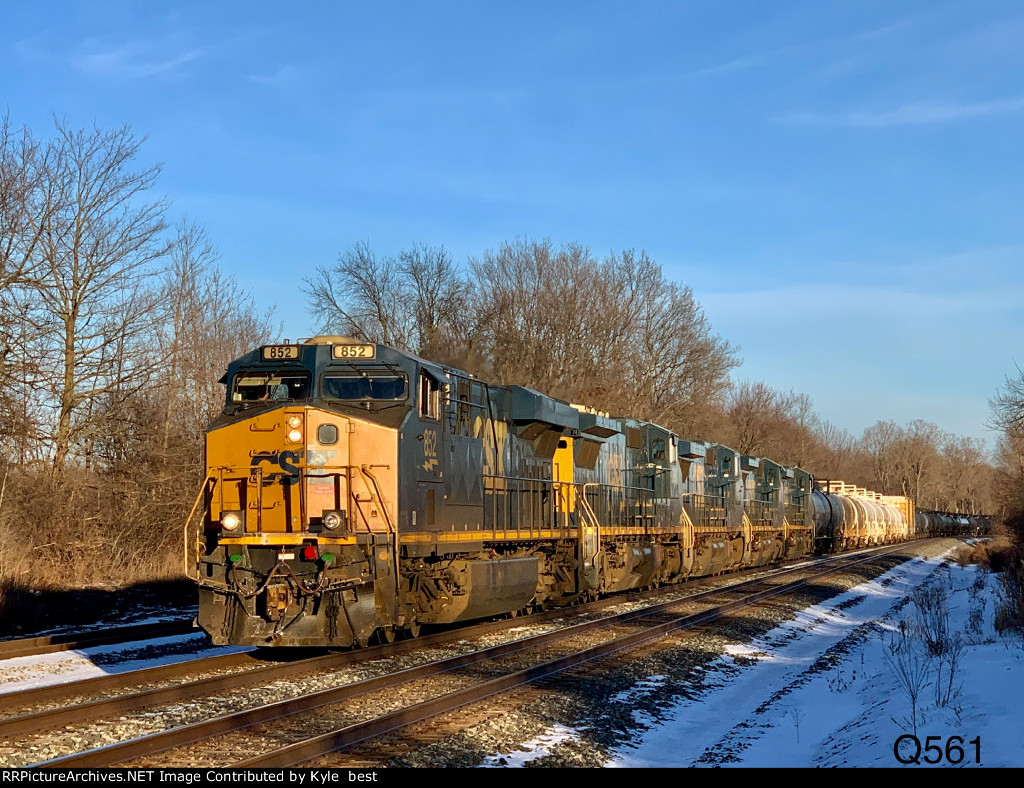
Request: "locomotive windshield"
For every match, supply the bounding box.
[321,372,408,401]
[231,371,311,403]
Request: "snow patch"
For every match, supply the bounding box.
[479,724,582,767]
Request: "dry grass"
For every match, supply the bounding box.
[0,468,189,632]
[954,537,1015,573]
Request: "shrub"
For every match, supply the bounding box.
[954,539,1013,572]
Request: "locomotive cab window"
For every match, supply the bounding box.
[321,372,408,401]
[419,371,440,420]
[446,377,484,437]
[232,372,311,403]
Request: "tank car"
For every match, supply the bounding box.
[185,337,820,647]
[810,481,912,553]
[915,510,992,538]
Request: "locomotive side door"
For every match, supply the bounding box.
[553,437,576,527]
[413,368,444,531]
[554,437,598,579]
[441,374,485,529]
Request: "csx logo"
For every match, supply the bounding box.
[251,450,303,486]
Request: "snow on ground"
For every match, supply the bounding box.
[480,725,583,768]
[488,550,1023,768]
[0,608,198,642]
[0,634,250,695]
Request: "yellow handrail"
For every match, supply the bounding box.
[182,477,214,580]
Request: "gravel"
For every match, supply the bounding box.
[0,540,957,768]
[336,540,958,768]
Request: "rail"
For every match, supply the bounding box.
[37,544,914,768]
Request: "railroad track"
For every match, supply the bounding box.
[2,551,839,727]
[1,570,752,745]
[242,544,912,768]
[0,619,198,661]
[24,542,919,768]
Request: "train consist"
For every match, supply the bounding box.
[186,337,989,647]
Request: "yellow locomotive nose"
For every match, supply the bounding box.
[204,399,400,541]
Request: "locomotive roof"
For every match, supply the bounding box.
[225,337,813,478]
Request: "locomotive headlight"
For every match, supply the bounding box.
[322,510,346,532]
[287,415,303,429]
[287,428,303,444]
[221,511,243,532]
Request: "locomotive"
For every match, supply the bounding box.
[185,336,986,648]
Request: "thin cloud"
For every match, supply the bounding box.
[855,18,916,41]
[690,55,762,77]
[688,41,808,79]
[249,64,308,89]
[688,13,931,81]
[775,97,1024,127]
[853,8,940,42]
[70,37,208,79]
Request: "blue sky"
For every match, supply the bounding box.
[3,1,1022,449]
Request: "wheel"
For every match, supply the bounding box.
[375,626,396,645]
[403,621,421,639]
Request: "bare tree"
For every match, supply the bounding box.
[24,119,170,470]
[990,363,1024,533]
[861,419,901,493]
[96,234,275,472]
[614,249,738,433]
[306,240,477,367]
[399,243,471,364]
[156,221,277,445]
[991,363,1024,436]
[718,381,818,466]
[0,116,49,297]
[811,420,857,480]
[898,419,945,504]
[471,238,613,397]
[939,435,991,514]
[0,118,49,462]
[157,219,221,460]
[304,241,416,349]
[471,239,737,435]
[724,380,788,456]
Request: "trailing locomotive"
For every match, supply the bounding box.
[185,337,987,647]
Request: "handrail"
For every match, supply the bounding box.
[359,464,401,626]
[182,477,215,580]
[579,483,602,565]
[358,465,394,533]
[201,462,384,536]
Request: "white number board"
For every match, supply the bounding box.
[332,344,376,359]
[262,345,299,360]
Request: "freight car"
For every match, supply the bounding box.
[184,337,985,648]
[812,480,916,553]
[915,509,989,538]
